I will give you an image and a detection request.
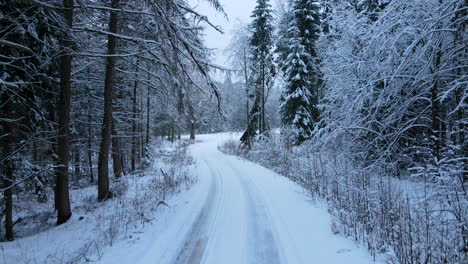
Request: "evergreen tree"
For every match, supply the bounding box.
[0,0,225,240]
[240,0,276,147]
[275,0,294,74]
[0,0,66,238]
[279,0,321,143]
[280,30,315,142]
[56,0,73,225]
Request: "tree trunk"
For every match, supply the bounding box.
[97,0,119,201]
[261,63,266,134]
[88,138,93,184]
[131,59,139,172]
[32,141,38,162]
[56,0,73,225]
[1,94,14,241]
[49,101,59,211]
[146,85,150,145]
[170,124,175,143]
[243,48,251,148]
[87,68,94,183]
[190,122,195,140]
[431,47,442,163]
[87,103,94,184]
[139,93,144,162]
[74,146,80,184]
[112,119,123,178]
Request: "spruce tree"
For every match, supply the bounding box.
[275,1,294,74]
[279,0,321,143]
[240,0,276,147]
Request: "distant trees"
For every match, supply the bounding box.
[0,0,223,241]
[226,22,253,135]
[236,0,324,146]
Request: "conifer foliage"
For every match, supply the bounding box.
[0,0,224,240]
[279,0,321,143]
[240,0,276,148]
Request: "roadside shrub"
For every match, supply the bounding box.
[221,136,467,264]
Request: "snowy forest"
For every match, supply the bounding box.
[0,0,467,264]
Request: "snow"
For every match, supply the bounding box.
[0,140,194,263]
[100,133,379,264]
[1,134,380,264]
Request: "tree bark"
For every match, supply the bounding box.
[131,59,139,172]
[87,99,94,183]
[97,0,119,201]
[49,100,59,212]
[243,48,250,148]
[140,97,144,159]
[55,0,73,225]
[190,122,195,140]
[32,141,38,162]
[87,67,94,183]
[170,124,175,143]
[74,146,80,184]
[431,46,442,162]
[1,94,14,241]
[111,119,123,178]
[146,85,150,145]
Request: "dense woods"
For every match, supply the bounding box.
[227,0,466,185]
[1,0,466,263]
[221,0,467,263]
[0,0,223,241]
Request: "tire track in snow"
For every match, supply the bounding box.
[223,157,283,264]
[226,157,305,264]
[174,157,224,264]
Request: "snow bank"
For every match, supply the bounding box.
[0,140,196,264]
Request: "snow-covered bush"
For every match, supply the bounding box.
[0,140,197,263]
[219,138,245,156]
[222,134,467,264]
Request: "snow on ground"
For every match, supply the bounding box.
[0,140,195,264]
[100,133,380,264]
[1,133,380,264]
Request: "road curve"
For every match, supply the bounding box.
[111,133,379,264]
[170,134,377,264]
[174,138,283,264]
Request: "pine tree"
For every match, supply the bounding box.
[279,0,321,143]
[240,0,276,147]
[280,31,314,142]
[97,0,120,201]
[275,1,294,74]
[56,0,73,225]
[0,0,66,238]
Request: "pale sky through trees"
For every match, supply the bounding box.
[188,0,257,68]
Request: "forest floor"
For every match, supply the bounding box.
[1,133,381,264]
[99,133,380,264]
[0,139,195,264]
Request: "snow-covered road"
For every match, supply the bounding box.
[101,133,378,264]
